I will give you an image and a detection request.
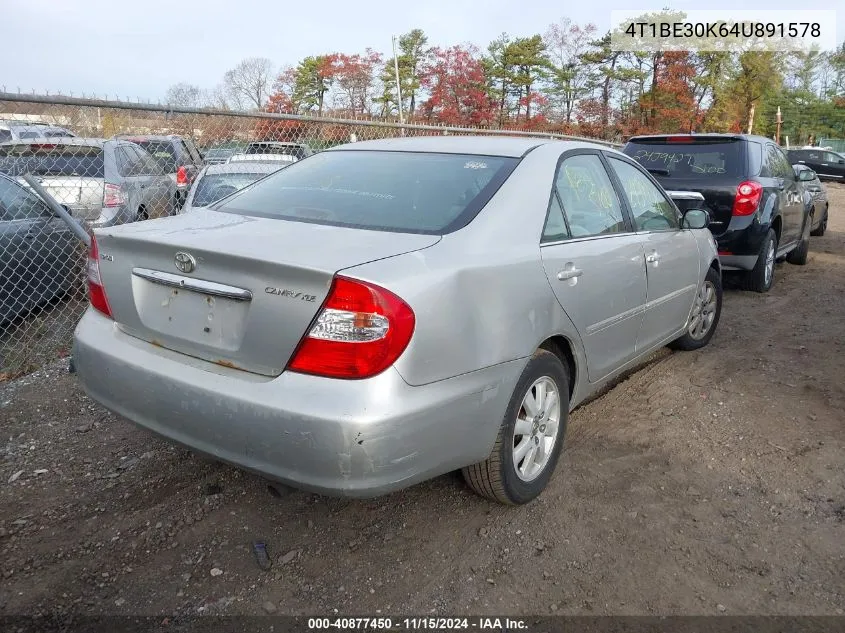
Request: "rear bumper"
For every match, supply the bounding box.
[72,309,522,497]
[714,216,768,271]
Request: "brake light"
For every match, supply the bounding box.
[176,165,188,186]
[288,276,415,379]
[732,181,763,216]
[87,235,113,318]
[666,135,693,143]
[31,144,57,150]
[103,183,126,208]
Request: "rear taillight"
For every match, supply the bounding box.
[103,183,126,208]
[287,276,415,379]
[87,235,112,318]
[732,181,763,216]
[176,165,188,186]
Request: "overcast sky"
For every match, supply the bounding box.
[1,0,842,102]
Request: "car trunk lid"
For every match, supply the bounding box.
[93,210,440,376]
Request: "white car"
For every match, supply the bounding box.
[181,162,288,212]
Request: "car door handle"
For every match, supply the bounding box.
[646,252,660,264]
[557,267,583,280]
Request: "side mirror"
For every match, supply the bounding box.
[682,208,709,230]
[61,204,72,216]
[838,159,845,165]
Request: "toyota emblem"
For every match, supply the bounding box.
[174,251,196,273]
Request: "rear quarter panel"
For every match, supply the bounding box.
[342,143,589,402]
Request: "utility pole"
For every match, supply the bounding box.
[392,35,405,135]
[747,104,755,135]
[775,106,782,145]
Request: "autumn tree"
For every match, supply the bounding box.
[333,50,382,116]
[223,57,275,110]
[544,18,597,122]
[292,55,339,116]
[420,45,494,126]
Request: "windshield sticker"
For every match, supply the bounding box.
[464,161,488,170]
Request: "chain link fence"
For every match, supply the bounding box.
[0,92,619,380]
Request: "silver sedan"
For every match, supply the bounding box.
[73,136,721,504]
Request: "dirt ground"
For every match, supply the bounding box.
[1,186,844,619]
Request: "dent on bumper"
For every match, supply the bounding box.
[72,309,523,497]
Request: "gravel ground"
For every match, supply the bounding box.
[1,185,844,619]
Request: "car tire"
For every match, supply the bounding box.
[741,229,777,293]
[462,349,569,505]
[787,214,811,266]
[669,267,722,351]
[137,206,149,222]
[810,207,827,237]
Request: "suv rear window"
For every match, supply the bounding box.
[131,140,178,171]
[624,139,744,179]
[214,150,518,234]
[0,144,105,178]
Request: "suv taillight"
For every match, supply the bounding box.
[287,276,415,379]
[732,181,763,216]
[87,235,113,318]
[176,165,188,186]
[103,183,126,208]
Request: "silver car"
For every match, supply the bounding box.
[73,137,721,504]
[182,162,288,213]
[0,138,175,227]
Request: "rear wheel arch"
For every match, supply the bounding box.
[539,335,576,401]
[770,215,782,244]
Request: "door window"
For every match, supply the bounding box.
[607,157,679,231]
[551,153,625,238]
[0,177,49,221]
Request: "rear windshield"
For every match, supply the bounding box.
[246,144,308,159]
[214,150,519,234]
[192,172,272,207]
[0,144,105,177]
[133,140,177,171]
[624,140,744,179]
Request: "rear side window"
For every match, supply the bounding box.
[624,139,744,179]
[215,150,519,234]
[553,153,625,238]
[0,144,105,177]
[0,129,11,143]
[135,140,177,171]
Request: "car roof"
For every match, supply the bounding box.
[626,133,772,144]
[202,162,285,175]
[0,137,106,147]
[247,141,308,146]
[116,134,181,142]
[227,153,297,163]
[326,135,597,158]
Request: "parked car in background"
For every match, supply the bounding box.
[74,136,721,505]
[793,164,829,236]
[0,172,79,324]
[786,148,845,182]
[623,134,811,293]
[0,120,76,142]
[115,135,203,207]
[202,147,239,165]
[244,141,313,159]
[0,138,175,226]
[226,153,298,167]
[181,162,288,212]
